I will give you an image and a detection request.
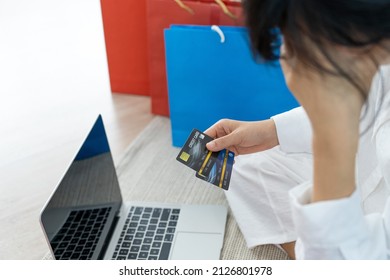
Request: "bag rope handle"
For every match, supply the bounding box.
[214,0,238,20]
[211,25,225,43]
[174,0,194,14]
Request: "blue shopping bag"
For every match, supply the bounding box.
[164,25,298,147]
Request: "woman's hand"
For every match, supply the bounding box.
[204,119,279,156]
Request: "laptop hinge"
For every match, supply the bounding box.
[98,213,120,260]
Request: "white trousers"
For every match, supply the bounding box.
[225,147,313,248]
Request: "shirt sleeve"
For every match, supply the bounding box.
[289,183,390,259]
[271,107,312,154]
[374,113,390,256]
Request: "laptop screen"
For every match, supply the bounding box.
[40,115,123,260]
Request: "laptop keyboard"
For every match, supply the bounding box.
[112,206,180,260]
[51,207,111,260]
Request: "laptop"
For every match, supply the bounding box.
[40,115,227,260]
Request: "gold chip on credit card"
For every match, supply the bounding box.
[179,151,190,162]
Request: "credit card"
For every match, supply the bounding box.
[176,129,219,177]
[176,128,235,190]
[196,149,234,190]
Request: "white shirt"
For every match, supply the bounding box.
[271,66,390,259]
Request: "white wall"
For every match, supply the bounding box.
[0,0,114,259]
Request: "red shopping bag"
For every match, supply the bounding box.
[147,0,244,116]
[101,0,149,95]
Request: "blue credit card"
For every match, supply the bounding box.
[196,149,234,190]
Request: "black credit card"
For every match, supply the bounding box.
[176,129,219,177]
[176,129,235,190]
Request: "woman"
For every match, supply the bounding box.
[205,0,390,259]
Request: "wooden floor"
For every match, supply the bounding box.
[0,0,156,259]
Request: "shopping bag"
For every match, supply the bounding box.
[101,0,149,95]
[164,25,299,147]
[147,0,244,116]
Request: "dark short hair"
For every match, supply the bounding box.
[243,0,390,96]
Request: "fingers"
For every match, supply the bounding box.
[204,119,240,152]
[203,126,218,139]
[205,140,218,151]
[206,133,238,152]
[204,119,228,139]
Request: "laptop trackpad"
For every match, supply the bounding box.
[170,232,223,260]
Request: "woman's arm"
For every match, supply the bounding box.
[290,64,390,259]
[291,116,390,259]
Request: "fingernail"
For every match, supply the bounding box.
[206,141,215,150]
